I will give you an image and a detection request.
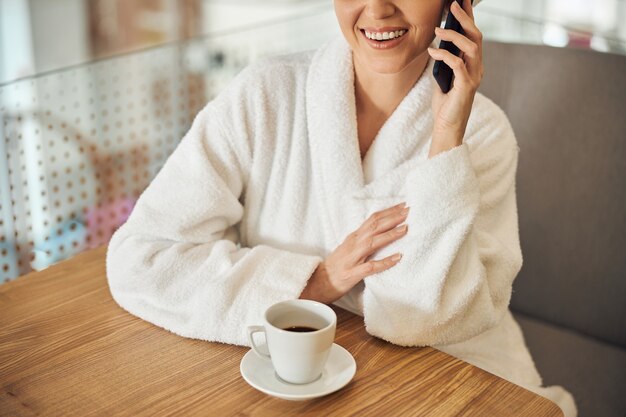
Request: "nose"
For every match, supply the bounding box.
[364,0,396,20]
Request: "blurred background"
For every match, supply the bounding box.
[2,0,625,85]
[1,0,625,283]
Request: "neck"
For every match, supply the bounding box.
[353,52,431,117]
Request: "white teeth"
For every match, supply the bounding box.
[364,29,406,40]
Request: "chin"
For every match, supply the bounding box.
[358,51,419,75]
[351,35,428,75]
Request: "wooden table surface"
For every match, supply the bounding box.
[0,245,563,416]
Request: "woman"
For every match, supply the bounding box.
[106,0,577,415]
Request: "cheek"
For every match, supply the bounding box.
[412,26,433,46]
[334,4,360,33]
[410,14,441,49]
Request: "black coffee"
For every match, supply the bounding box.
[283,326,319,332]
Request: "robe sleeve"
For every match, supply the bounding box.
[105,65,323,347]
[362,110,523,347]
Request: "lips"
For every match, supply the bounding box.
[360,26,407,33]
[359,28,408,50]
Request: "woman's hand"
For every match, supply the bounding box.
[299,202,410,304]
[427,0,484,157]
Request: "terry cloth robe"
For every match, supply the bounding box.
[106,36,577,416]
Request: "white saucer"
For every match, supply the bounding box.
[240,343,356,401]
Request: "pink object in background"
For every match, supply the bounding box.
[84,197,138,249]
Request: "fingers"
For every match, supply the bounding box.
[450,0,482,44]
[365,205,409,235]
[337,202,409,286]
[352,220,408,263]
[433,0,483,81]
[348,207,409,263]
[379,202,406,215]
[350,202,406,239]
[319,203,409,303]
[349,253,403,283]
[428,47,475,91]
[435,26,478,59]
[464,0,475,20]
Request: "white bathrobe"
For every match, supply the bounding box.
[106,36,577,416]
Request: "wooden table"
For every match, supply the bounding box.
[0,245,563,416]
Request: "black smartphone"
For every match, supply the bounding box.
[433,0,475,93]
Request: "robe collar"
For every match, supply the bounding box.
[306,36,437,247]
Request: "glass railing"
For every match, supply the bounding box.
[0,8,339,283]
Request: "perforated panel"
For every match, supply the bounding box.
[0,10,338,283]
[0,49,199,281]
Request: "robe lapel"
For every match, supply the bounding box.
[307,37,365,248]
[360,52,437,194]
[306,36,438,249]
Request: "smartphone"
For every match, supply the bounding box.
[433,0,475,93]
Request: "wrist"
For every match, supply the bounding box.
[432,127,463,144]
[428,134,463,159]
[299,262,326,302]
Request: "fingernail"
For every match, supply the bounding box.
[396,202,407,208]
[402,207,410,215]
[396,224,408,234]
[391,253,402,261]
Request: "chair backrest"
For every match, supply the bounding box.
[478,40,626,347]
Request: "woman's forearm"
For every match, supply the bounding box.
[429,132,463,159]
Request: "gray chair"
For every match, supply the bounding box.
[479,40,626,417]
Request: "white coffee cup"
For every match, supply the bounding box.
[247,299,337,385]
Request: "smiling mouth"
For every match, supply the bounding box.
[360,28,408,42]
